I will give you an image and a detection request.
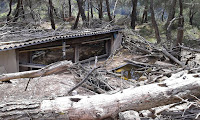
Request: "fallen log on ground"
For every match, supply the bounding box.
[0,71,200,120]
[0,60,73,82]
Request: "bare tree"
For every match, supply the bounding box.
[48,0,55,30]
[97,0,103,20]
[165,0,177,42]
[188,0,197,25]
[131,0,138,29]
[77,0,87,27]
[141,0,148,23]
[176,0,184,46]
[13,0,25,22]
[106,0,112,21]
[73,12,81,29]
[150,0,161,44]
[7,0,13,21]
[90,0,93,19]
[68,0,72,17]
[27,0,35,21]
[87,0,90,23]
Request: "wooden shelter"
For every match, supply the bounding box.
[0,28,122,73]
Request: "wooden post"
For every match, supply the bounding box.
[74,45,79,63]
[110,33,115,53]
[62,40,66,60]
[106,40,110,56]
[15,50,19,72]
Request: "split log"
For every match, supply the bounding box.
[0,60,73,82]
[0,72,200,120]
[161,48,185,67]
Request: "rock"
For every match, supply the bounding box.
[138,76,147,81]
[119,110,140,120]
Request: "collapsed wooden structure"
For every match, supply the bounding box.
[0,28,122,73]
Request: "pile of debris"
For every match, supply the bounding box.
[0,28,199,120]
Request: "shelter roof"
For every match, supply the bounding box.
[0,27,120,52]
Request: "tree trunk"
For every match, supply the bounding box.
[87,0,90,23]
[90,0,93,19]
[20,0,25,19]
[97,0,103,20]
[106,0,112,21]
[0,72,200,119]
[48,0,56,30]
[0,61,73,82]
[175,0,184,60]
[7,0,13,21]
[189,9,193,25]
[62,0,66,21]
[13,0,21,22]
[141,0,148,23]
[165,0,177,42]
[131,0,138,29]
[77,0,87,27]
[28,0,35,21]
[176,0,184,47]
[161,1,166,22]
[189,8,196,25]
[73,11,80,29]
[68,0,72,17]
[150,0,161,44]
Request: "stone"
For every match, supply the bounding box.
[119,110,140,120]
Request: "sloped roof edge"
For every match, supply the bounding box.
[0,28,121,52]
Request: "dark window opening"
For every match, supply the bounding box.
[79,40,107,61]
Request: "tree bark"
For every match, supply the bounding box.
[77,0,87,27]
[0,61,73,82]
[7,0,13,21]
[13,0,22,22]
[131,0,138,29]
[141,0,148,23]
[68,0,72,17]
[189,5,196,25]
[0,72,200,119]
[49,0,56,30]
[150,0,161,44]
[106,0,112,21]
[90,0,93,19]
[176,0,184,47]
[87,0,90,23]
[97,0,103,20]
[62,0,66,21]
[165,0,177,42]
[27,0,35,21]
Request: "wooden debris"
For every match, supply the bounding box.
[0,72,199,119]
[0,60,73,82]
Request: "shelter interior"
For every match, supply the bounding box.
[0,29,122,74]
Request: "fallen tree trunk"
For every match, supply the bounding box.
[0,60,73,82]
[0,72,200,120]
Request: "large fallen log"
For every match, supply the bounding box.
[0,71,200,120]
[0,60,73,82]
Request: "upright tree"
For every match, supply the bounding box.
[105,0,112,21]
[131,0,138,29]
[176,0,184,46]
[48,0,55,30]
[13,0,25,22]
[150,0,161,44]
[97,0,103,20]
[141,0,148,23]
[165,0,177,42]
[68,0,72,17]
[188,0,197,25]
[90,0,93,19]
[7,0,12,21]
[77,0,87,27]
